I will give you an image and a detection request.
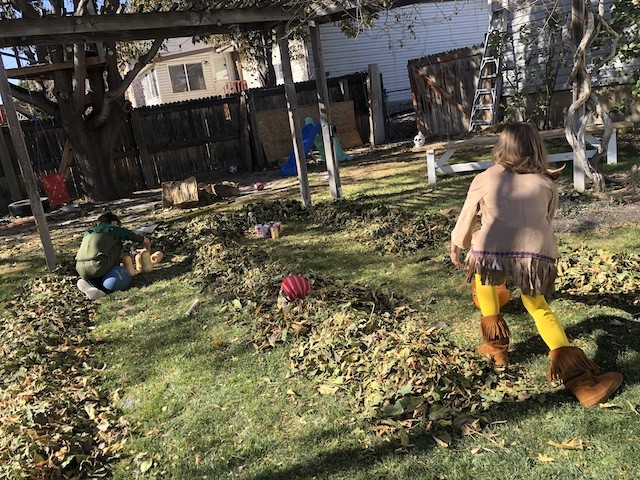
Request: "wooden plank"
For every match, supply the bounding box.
[239,93,253,171]
[161,176,198,208]
[6,57,104,80]
[413,121,634,153]
[255,101,361,164]
[0,9,300,47]
[417,70,470,119]
[130,110,158,188]
[0,127,22,200]
[58,140,73,179]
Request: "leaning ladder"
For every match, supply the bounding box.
[468,8,508,132]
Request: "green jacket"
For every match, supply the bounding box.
[75,223,144,279]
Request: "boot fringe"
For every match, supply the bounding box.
[548,346,600,382]
[480,314,510,341]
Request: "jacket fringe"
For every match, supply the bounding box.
[480,314,510,341]
[548,346,600,382]
[465,252,557,296]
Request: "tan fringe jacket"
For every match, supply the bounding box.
[451,164,558,296]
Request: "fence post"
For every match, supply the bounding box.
[245,91,266,169]
[367,63,385,146]
[0,127,22,201]
[239,93,253,171]
[130,110,157,189]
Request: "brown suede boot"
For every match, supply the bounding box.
[476,314,510,366]
[548,346,624,407]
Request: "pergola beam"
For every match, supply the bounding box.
[0,8,294,47]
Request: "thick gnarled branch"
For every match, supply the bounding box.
[87,37,164,129]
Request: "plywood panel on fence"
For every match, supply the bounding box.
[255,100,363,165]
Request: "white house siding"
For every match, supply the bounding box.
[155,50,229,104]
[311,0,491,113]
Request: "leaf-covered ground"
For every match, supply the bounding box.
[1,162,639,477]
[0,274,131,478]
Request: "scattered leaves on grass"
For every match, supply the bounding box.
[0,275,131,479]
[547,438,586,450]
[556,243,640,309]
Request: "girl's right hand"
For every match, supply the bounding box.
[450,244,463,269]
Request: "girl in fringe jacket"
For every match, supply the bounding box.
[450,122,623,407]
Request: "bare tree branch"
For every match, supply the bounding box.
[88,37,164,129]
[8,83,58,116]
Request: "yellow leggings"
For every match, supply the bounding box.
[474,274,569,350]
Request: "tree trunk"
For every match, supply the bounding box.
[65,100,131,201]
[564,2,617,193]
[255,31,277,87]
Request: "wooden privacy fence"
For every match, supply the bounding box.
[0,71,371,205]
[408,47,482,136]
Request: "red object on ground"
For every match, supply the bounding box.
[280,275,312,301]
[472,282,510,309]
[253,182,264,191]
[40,172,71,206]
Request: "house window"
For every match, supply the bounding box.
[142,70,159,99]
[169,63,206,93]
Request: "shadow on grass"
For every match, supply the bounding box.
[509,295,640,385]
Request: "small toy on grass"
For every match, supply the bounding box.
[278,274,312,309]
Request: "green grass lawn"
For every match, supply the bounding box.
[2,133,640,479]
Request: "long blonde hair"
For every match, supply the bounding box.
[492,123,558,176]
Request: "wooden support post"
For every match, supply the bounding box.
[0,58,57,271]
[607,128,617,165]
[278,26,311,208]
[130,110,157,189]
[0,126,22,200]
[309,21,341,200]
[58,140,73,179]
[367,63,385,146]
[426,149,437,184]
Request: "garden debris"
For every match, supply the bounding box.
[0,275,131,478]
[556,243,640,309]
[162,176,199,208]
[183,298,201,317]
[175,206,548,441]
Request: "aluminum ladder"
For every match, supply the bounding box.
[468,8,508,131]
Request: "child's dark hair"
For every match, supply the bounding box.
[492,122,561,177]
[98,212,121,225]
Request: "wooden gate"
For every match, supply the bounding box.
[408,47,482,136]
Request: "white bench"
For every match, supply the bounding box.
[413,122,633,191]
